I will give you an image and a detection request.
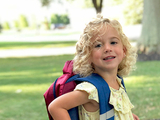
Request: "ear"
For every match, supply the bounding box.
[123,46,127,58]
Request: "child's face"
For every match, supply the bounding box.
[90,25,125,74]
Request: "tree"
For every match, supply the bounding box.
[92,0,103,13]
[2,21,10,30]
[40,0,54,7]
[50,14,60,24]
[138,0,160,56]
[40,0,103,13]
[19,15,29,28]
[123,0,143,25]
[108,0,143,25]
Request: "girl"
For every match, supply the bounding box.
[48,14,139,120]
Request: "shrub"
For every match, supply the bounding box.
[59,14,70,24]
[19,15,29,28]
[43,17,50,30]
[13,20,19,29]
[2,21,10,30]
[50,14,70,24]
[50,14,60,24]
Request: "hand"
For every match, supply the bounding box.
[132,113,139,120]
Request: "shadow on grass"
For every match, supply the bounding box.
[0,55,74,120]
[0,55,160,119]
[0,55,74,86]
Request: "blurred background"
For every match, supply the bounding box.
[0,0,160,120]
[0,0,142,32]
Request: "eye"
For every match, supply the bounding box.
[111,41,118,45]
[93,40,102,48]
[110,37,119,45]
[95,44,102,48]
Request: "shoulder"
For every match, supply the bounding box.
[74,82,99,103]
[75,82,97,92]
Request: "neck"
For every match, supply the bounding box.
[94,69,120,90]
[94,69,117,83]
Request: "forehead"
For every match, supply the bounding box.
[91,25,120,42]
[104,25,119,36]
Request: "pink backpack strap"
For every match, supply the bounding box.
[55,60,75,97]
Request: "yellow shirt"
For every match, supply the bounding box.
[74,77,134,120]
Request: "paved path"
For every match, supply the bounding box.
[0,25,141,58]
[0,46,76,58]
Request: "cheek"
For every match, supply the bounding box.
[116,48,125,59]
[92,50,101,58]
[91,51,101,62]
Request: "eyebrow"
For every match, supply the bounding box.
[92,40,102,46]
[110,37,120,41]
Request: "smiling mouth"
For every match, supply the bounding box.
[103,56,115,60]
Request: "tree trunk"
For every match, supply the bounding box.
[92,0,103,14]
[138,0,160,55]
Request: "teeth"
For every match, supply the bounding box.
[104,57,115,60]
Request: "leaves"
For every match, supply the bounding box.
[40,0,54,7]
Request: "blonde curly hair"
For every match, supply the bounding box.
[73,14,137,77]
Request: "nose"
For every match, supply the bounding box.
[104,43,112,53]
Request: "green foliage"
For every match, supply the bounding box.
[40,0,54,7]
[19,15,29,28]
[107,0,143,25]
[42,17,50,30]
[50,14,60,24]
[107,0,123,6]
[123,0,143,25]
[83,0,93,8]
[59,14,70,24]
[2,21,10,30]
[50,14,70,24]
[13,20,19,29]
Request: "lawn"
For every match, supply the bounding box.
[125,61,160,119]
[0,41,77,50]
[0,55,159,120]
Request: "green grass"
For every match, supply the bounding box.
[0,56,159,120]
[0,55,74,120]
[0,41,77,50]
[125,61,160,119]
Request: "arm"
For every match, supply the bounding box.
[48,90,90,120]
[132,113,139,120]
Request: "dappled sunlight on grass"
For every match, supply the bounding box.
[0,70,62,77]
[0,52,75,120]
[125,75,146,83]
[125,75,160,87]
[0,71,62,87]
[0,84,50,93]
[0,56,160,119]
[0,71,37,76]
[123,67,160,119]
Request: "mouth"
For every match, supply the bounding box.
[103,56,116,60]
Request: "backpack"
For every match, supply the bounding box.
[43,60,80,120]
[43,60,126,120]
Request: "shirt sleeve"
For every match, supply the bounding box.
[74,82,99,103]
